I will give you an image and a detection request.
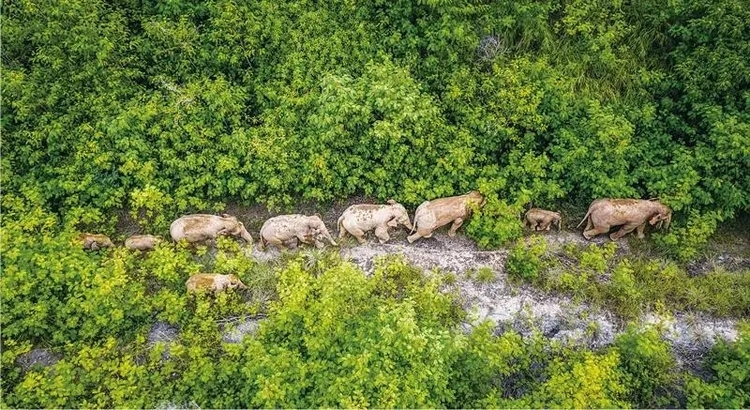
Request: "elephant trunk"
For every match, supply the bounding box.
[324,231,337,246]
[240,229,253,244]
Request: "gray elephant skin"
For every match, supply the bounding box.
[125,234,162,251]
[577,198,672,240]
[170,214,253,244]
[337,200,413,244]
[408,191,486,243]
[259,214,337,250]
[524,208,561,231]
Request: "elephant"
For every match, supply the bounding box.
[186,273,248,294]
[524,208,562,231]
[337,199,413,244]
[124,234,162,251]
[80,233,115,250]
[407,191,486,243]
[170,214,253,245]
[577,198,672,240]
[259,214,337,250]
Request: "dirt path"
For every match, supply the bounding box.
[118,202,747,366]
[256,228,741,368]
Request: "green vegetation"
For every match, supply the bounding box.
[4,238,749,407]
[511,236,750,320]
[3,0,749,248]
[3,0,750,407]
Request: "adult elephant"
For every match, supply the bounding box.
[407,191,486,243]
[337,200,412,244]
[577,199,671,240]
[259,214,337,250]
[170,214,253,245]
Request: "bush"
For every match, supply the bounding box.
[506,236,548,282]
[465,198,525,249]
[614,327,677,407]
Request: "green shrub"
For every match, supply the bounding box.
[506,236,548,282]
[465,198,525,249]
[614,326,677,407]
[654,211,720,262]
[686,327,750,408]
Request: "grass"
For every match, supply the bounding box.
[512,236,750,320]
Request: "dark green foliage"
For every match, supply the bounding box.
[3,0,750,407]
[3,0,748,237]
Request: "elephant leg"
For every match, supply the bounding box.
[636,222,647,239]
[284,238,299,249]
[544,222,551,231]
[346,227,366,244]
[374,225,390,244]
[265,237,286,250]
[610,224,639,241]
[583,225,609,240]
[448,218,464,236]
[408,227,430,243]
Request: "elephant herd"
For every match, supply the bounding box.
[79,194,672,292]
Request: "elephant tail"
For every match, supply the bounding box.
[337,215,346,239]
[258,234,266,250]
[576,209,592,228]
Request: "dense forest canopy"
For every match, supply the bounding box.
[3,0,749,239]
[2,0,750,407]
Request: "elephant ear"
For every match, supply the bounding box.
[387,199,397,205]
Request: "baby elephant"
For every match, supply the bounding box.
[186,273,248,294]
[524,208,561,231]
[408,191,486,243]
[80,233,115,251]
[170,214,253,245]
[337,200,413,244]
[124,234,161,251]
[259,214,337,250]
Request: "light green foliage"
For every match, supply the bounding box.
[614,327,677,407]
[530,351,629,409]
[655,210,720,261]
[686,327,750,408]
[466,197,525,249]
[579,242,618,274]
[533,242,750,320]
[475,267,497,284]
[605,261,643,320]
[506,236,548,282]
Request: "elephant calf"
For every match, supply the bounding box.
[125,234,161,251]
[524,208,561,231]
[577,198,672,240]
[80,233,115,251]
[337,200,412,244]
[170,214,253,245]
[186,273,248,294]
[408,191,486,243]
[259,214,337,250]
